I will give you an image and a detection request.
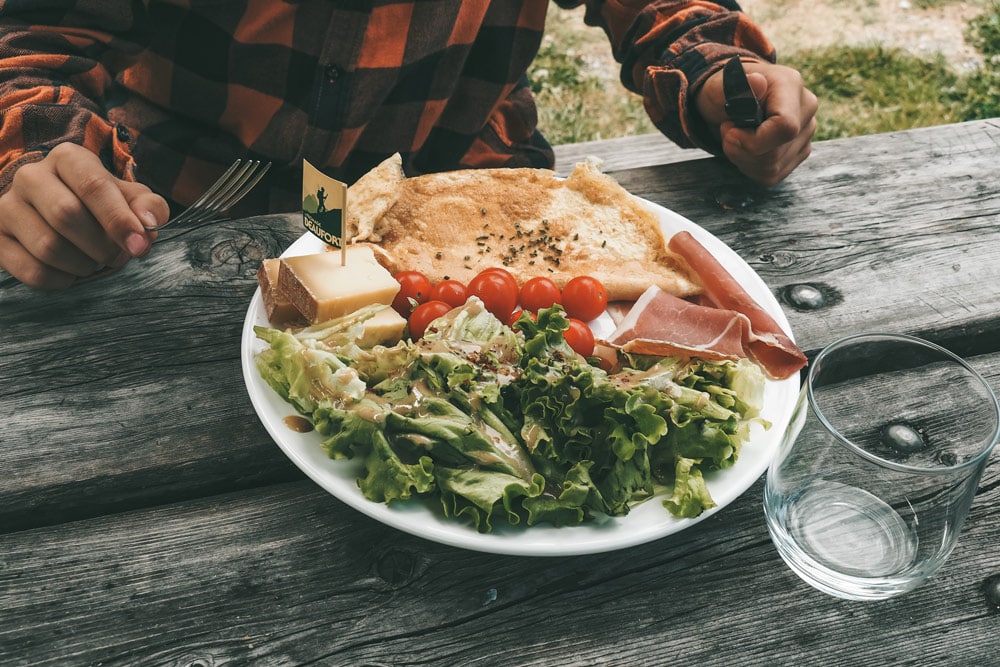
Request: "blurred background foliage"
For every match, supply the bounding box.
[529,1,1000,144]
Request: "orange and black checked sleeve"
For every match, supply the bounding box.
[0,0,773,214]
[0,1,555,212]
[0,6,141,194]
[558,0,775,153]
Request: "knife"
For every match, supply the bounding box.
[723,55,763,128]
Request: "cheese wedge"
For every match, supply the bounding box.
[357,307,407,347]
[257,258,304,325]
[277,245,400,324]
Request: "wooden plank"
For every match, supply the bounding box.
[4,120,1000,536]
[5,119,1000,667]
[607,119,1000,360]
[0,216,307,531]
[2,388,998,667]
[552,132,709,175]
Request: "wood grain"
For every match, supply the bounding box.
[609,120,1000,360]
[1,445,996,666]
[551,132,709,176]
[3,120,1000,666]
[0,216,306,531]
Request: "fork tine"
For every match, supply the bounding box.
[148,159,271,230]
[173,160,270,226]
[167,160,256,227]
[208,162,271,214]
[167,160,245,226]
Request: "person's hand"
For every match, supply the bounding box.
[0,143,169,289]
[695,60,818,187]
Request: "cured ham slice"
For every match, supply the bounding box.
[604,286,750,361]
[606,301,634,327]
[667,231,807,379]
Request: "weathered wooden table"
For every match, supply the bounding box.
[3,119,999,666]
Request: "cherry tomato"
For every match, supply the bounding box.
[428,279,468,308]
[392,271,432,316]
[563,318,596,357]
[466,269,518,320]
[505,308,524,327]
[519,276,561,312]
[408,300,452,339]
[561,276,608,322]
[504,308,537,330]
[478,266,517,284]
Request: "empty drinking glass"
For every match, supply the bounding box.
[764,333,1000,600]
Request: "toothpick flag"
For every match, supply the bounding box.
[302,159,349,265]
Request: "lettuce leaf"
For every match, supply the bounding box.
[254,299,767,532]
[436,467,546,532]
[662,457,717,518]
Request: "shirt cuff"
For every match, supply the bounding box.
[640,15,776,153]
[0,103,137,195]
[644,48,764,154]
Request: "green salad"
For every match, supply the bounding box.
[254,298,767,532]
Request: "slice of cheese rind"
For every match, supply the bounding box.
[258,258,305,325]
[277,246,401,324]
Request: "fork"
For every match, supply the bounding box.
[0,158,272,287]
[144,158,271,231]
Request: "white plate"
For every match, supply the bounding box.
[241,199,800,556]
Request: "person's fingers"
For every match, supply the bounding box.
[119,181,170,232]
[48,144,154,258]
[14,159,125,267]
[0,144,164,289]
[723,117,815,186]
[711,63,817,186]
[7,194,104,276]
[751,65,818,126]
[746,71,769,103]
[0,231,78,289]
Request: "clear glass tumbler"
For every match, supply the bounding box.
[764,333,1000,600]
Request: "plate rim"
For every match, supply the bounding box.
[241,197,799,556]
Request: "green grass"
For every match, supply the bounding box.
[529,2,1000,144]
[784,46,965,140]
[528,44,655,145]
[912,0,960,8]
[958,2,1000,117]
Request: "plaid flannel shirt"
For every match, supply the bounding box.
[0,0,773,216]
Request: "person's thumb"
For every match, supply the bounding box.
[745,72,769,113]
[696,67,770,129]
[119,181,170,233]
[695,69,729,127]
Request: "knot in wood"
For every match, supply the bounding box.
[982,574,1000,610]
[880,422,926,455]
[761,250,797,269]
[374,548,420,588]
[714,189,756,211]
[182,658,216,667]
[210,237,265,278]
[782,283,840,311]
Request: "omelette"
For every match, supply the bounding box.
[346,154,701,302]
